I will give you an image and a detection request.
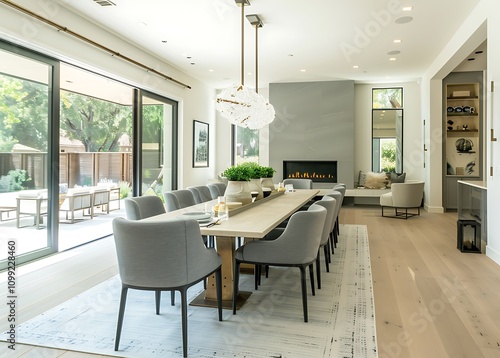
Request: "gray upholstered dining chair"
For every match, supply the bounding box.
[211,182,227,196]
[325,190,342,251]
[332,184,345,234]
[124,195,165,220]
[123,195,176,306]
[232,205,327,322]
[283,178,313,189]
[310,196,337,289]
[187,186,213,204]
[112,217,222,358]
[163,189,197,212]
[207,183,222,199]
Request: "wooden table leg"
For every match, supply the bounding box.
[190,235,251,309]
[206,235,234,301]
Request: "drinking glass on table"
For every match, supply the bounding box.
[217,196,228,221]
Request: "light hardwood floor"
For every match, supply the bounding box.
[2,206,500,357]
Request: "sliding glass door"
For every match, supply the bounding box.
[1,41,179,268]
[137,90,178,196]
[0,44,59,268]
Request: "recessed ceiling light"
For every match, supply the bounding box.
[475,50,484,54]
[468,58,475,61]
[387,50,401,56]
[394,39,402,43]
[353,65,359,69]
[190,62,195,65]
[300,69,306,72]
[209,69,214,72]
[395,16,413,24]
[161,40,167,43]
[402,6,413,11]
[390,58,397,61]
[288,54,294,57]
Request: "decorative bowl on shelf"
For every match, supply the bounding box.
[454,106,463,113]
[447,106,454,112]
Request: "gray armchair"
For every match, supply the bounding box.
[124,196,165,220]
[232,205,327,322]
[112,217,222,357]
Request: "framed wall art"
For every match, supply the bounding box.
[193,120,209,167]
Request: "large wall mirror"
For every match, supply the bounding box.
[372,88,403,173]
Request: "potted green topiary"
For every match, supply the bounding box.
[239,162,264,200]
[221,164,253,204]
[259,166,276,192]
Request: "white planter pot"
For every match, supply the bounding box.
[224,181,253,205]
[249,179,264,200]
[260,177,275,192]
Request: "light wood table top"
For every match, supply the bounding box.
[143,189,319,308]
[144,189,319,238]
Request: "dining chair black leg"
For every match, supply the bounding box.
[254,265,260,290]
[114,286,128,351]
[155,290,161,314]
[215,267,223,321]
[180,288,188,358]
[316,252,321,290]
[300,266,308,323]
[309,264,315,296]
[171,290,175,306]
[232,261,241,314]
[324,245,330,272]
[330,231,335,253]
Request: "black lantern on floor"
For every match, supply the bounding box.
[457,220,481,253]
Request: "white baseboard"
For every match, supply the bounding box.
[424,204,444,213]
[486,246,500,266]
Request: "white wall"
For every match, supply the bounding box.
[0,0,217,190]
[354,82,423,182]
[485,1,500,264]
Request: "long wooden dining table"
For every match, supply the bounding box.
[143,189,319,308]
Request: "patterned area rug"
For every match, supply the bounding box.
[14,224,377,357]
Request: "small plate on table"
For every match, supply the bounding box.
[177,212,212,223]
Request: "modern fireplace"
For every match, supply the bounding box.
[283,160,337,183]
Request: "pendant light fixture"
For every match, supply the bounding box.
[215,1,275,130]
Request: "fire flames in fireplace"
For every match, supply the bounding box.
[283,160,337,183]
[287,171,336,180]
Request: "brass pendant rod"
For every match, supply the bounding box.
[255,25,259,93]
[241,2,245,86]
[0,0,191,89]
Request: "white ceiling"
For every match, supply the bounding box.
[50,0,485,90]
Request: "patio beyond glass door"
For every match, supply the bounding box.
[0,46,57,268]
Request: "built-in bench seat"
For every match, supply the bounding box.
[317,187,390,205]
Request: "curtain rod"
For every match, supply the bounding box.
[0,0,191,89]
